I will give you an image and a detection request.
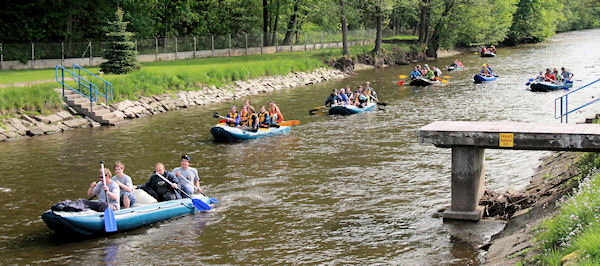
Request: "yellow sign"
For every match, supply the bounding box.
[499,133,514,147]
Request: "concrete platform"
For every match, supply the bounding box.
[418,121,600,221]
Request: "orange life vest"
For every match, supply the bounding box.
[227,112,238,127]
[240,111,249,125]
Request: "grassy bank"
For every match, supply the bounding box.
[527,152,600,264]
[0,42,413,116]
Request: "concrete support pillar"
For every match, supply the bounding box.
[443,146,485,221]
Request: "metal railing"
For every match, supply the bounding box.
[55,65,98,110]
[73,64,112,104]
[554,79,600,123]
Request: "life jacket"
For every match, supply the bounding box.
[247,113,258,128]
[269,109,284,123]
[239,111,249,125]
[258,111,269,127]
[227,112,238,127]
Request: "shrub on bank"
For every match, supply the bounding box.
[0,83,62,115]
[531,153,600,264]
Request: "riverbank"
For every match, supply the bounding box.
[484,115,600,264]
[0,42,424,142]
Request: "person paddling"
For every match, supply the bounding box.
[136,163,181,202]
[323,89,341,108]
[560,67,574,83]
[269,101,284,124]
[88,168,120,211]
[410,66,422,79]
[242,106,259,131]
[544,68,556,83]
[225,106,240,127]
[173,155,201,196]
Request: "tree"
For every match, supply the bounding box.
[100,8,139,74]
[506,0,565,44]
[340,0,349,55]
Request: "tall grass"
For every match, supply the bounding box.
[0,83,62,115]
[532,153,600,264]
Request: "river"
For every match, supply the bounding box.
[0,29,599,264]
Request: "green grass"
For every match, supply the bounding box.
[0,83,63,115]
[0,43,412,115]
[530,153,600,264]
[382,35,418,41]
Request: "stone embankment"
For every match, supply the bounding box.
[0,67,346,142]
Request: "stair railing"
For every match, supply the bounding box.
[55,65,98,110]
[72,64,113,105]
[554,78,600,123]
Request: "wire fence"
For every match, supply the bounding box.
[0,29,412,70]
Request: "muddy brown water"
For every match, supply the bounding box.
[0,29,599,264]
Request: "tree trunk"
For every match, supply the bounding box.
[340,0,349,55]
[418,0,430,44]
[282,0,301,45]
[263,0,269,45]
[270,0,280,46]
[372,3,382,56]
[426,0,455,58]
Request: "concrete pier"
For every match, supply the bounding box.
[418,121,600,221]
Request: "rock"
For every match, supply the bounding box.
[0,134,7,141]
[8,121,27,136]
[27,126,45,136]
[111,100,135,111]
[506,187,518,194]
[56,111,74,120]
[20,115,36,123]
[3,131,18,138]
[57,123,71,132]
[122,108,136,118]
[85,117,101,127]
[33,115,50,123]
[45,114,63,123]
[63,118,90,128]
[67,106,79,115]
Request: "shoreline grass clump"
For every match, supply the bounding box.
[0,83,62,116]
[530,152,600,264]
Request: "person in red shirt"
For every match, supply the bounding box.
[544,68,556,83]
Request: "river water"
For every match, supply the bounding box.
[0,29,599,264]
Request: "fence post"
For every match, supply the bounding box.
[275,34,278,52]
[89,40,93,66]
[290,35,293,52]
[31,42,35,69]
[134,39,137,52]
[260,33,263,54]
[193,36,197,58]
[321,32,324,49]
[155,37,158,61]
[313,33,316,49]
[174,36,178,59]
[0,43,3,70]
[228,34,231,56]
[61,41,64,66]
[304,32,307,51]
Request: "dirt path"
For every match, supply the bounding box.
[0,78,72,88]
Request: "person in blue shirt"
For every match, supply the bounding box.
[225,106,240,127]
[410,66,422,79]
[338,88,349,104]
[323,89,342,107]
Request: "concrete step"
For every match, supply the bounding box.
[56,87,125,126]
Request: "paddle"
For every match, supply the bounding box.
[398,75,407,79]
[155,172,211,210]
[396,80,405,85]
[442,76,451,79]
[525,78,534,86]
[309,106,325,114]
[213,112,228,120]
[100,161,117,232]
[278,120,301,126]
[175,173,217,203]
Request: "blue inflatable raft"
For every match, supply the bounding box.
[210,123,291,142]
[474,74,497,83]
[530,81,573,92]
[42,191,214,237]
[329,102,377,115]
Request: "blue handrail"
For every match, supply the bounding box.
[554,78,600,123]
[55,65,98,104]
[72,64,113,103]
